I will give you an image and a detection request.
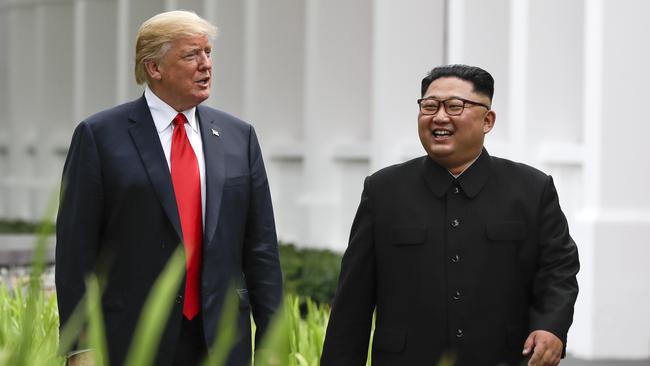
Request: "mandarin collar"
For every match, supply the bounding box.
[422,148,491,198]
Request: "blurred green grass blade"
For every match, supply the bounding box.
[436,352,457,366]
[255,299,291,366]
[86,275,109,366]
[200,286,239,366]
[124,247,185,366]
[4,191,58,366]
[57,294,88,357]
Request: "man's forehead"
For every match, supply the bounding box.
[173,35,211,47]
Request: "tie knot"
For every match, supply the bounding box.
[173,113,187,127]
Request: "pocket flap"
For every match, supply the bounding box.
[390,226,426,246]
[486,221,526,241]
[224,175,250,187]
[237,288,250,309]
[373,328,406,353]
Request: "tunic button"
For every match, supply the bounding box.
[453,290,461,300]
[451,254,460,263]
[175,295,183,304]
[456,329,464,338]
[453,186,460,194]
[451,218,460,228]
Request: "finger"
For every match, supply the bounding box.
[522,333,536,356]
[528,343,546,366]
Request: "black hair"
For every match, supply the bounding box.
[421,64,494,100]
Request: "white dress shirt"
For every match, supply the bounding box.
[144,86,206,227]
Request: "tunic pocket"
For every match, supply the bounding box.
[486,221,526,241]
[389,226,426,246]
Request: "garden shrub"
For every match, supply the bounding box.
[279,243,342,305]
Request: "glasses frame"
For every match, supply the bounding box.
[417,97,490,116]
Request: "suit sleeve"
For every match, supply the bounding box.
[529,176,580,351]
[321,177,376,366]
[242,126,283,346]
[55,121,104,334]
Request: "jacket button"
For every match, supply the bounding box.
[453,186,460,194]
[456,329,464,338]
[453,290,461,300]
[175,295,183,304]
[451,218,460,228]
[451,254,460,263]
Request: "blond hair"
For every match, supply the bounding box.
[134,10,218,85]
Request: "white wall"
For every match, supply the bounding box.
[0,0,648,359]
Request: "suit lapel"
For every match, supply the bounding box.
[127,96,183,241]
[197,105,225,246]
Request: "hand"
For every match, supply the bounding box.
[522,330,563,366]
[67,350,95,366]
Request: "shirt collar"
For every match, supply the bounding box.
[422,148,491,198]
[144,86,198,133]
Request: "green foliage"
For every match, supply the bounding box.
[0,284,63,366]
[0,280,457,366]
[201,287,239,366]
[0,219,54,234]
[284,296,328,366]
[279,243,342,304]
[85,276,108,366]
[123,247,185,366]
[0,198,64,366]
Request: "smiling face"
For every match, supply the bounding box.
[418,77,496,175]
[145,35,212,111]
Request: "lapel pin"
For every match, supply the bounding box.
[211,128,220,137]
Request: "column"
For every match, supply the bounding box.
[116,0,165,103]
[259,0,306,245]
[206,0,246,115]
[300,0,372,248]
[572,0,650,359]
[33,0,76,220]
[6,0,39,220]
[371,0,445,169]
[0,0,10,217]
[446,0,513,158]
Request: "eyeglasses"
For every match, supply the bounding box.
[417,97,490,116]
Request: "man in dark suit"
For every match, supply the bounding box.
[321,64,579,366]
[55,10,282,366]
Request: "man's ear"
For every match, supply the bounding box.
[483,109,496,134]
[144,60,162,81]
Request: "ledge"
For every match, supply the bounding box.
[0,234,55,266]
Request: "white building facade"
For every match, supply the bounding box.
[0,0,648,360]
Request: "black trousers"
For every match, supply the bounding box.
[172,314,208,366]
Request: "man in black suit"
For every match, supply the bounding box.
[55,10,282,366]
[321,64,579,366]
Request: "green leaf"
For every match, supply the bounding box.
[85,275,109,366]
[124,247,185,366]
[200,286,239,366]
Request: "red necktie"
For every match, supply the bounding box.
[170,113,202,320]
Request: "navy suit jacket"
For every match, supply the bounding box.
[321,150,579,366]
[55,96,283,366]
